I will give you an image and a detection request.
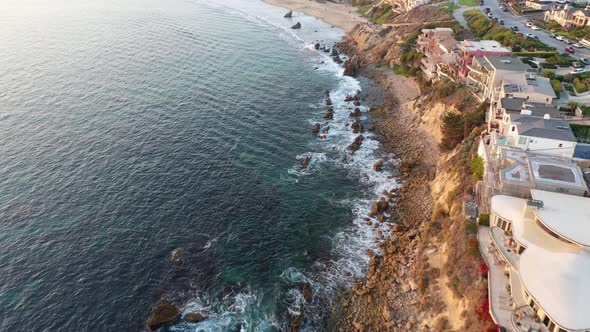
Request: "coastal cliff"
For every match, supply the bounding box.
[331,7,497,331]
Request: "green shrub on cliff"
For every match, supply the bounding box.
[470,156,484,181]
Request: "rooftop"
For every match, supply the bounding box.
[491,193,590,331]
[502,75,556,100]
[459,40,512,54]
[485,56,531,72]
[531,189,590,247]
[500,97,560,118]
[514,117,577,142]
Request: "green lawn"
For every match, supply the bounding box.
[440,1,460,10]
[459,0,480,6]
[582,106,590,116]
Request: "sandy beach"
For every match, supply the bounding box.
[261,0,368,31]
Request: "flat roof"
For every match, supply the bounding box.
[459,40,512,53]
[485,56,530,72]
[531,189,590,247]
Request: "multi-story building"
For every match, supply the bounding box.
[467,56,532,102]
[456,40,512,78]
[525,0,556,11]
[488,189,590,331]
[417,28,458,81]
[544,5,590,27]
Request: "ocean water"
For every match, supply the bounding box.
[0,0,398,331]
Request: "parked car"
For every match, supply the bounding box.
[570,68,586,74]
[525,22,533,27]
[480,0,485,5]
[565,39,574,45]
[565,46,575,53]
[502,6,508,11]
[484,7,491,13]
[556,35,565,41]
[487,12,493,18]
[499,19,505,25]
[511,26,519,31]
[581,58,590,65]
[531,25,540,30]
[573,43,583,48]
[493,17,499,22]
[526,33,534,38]
[550,33,557,38]
[572,61,584,68]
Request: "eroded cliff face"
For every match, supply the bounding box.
[333,8,495,331]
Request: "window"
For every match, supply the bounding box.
[543,315,550,326]
[511,126,516,132]
[518,137,527,145]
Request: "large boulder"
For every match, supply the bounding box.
[291,22,301,29]
[314,42,320,50]
[351,120,363,134]
[147,303,180,330]
[350,108,362,117]
[325,98,332,106]
[347,135,364,152]
[373,160,383,172]
[290,313,303,332]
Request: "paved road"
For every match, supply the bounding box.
[454,0,590,60]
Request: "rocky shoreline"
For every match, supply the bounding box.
[329,39,442,331]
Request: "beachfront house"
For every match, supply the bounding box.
[467,56,531,102]
[525,0,555,11]
[417,28,458,81]
[487,189,590,331]
[456,40,512,79]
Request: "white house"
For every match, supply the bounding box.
[489,190,590,331]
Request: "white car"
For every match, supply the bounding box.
[573,43,583,48]
[526,33,534,38]
[530,25,539,30]
[570,68,586,75]
[525,22,533,27]
[556,35,565,41]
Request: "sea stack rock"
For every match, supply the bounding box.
[343,55,359,77]
[347,135,364,152]
[325,98,332,106]
[373,159,383,172]
[331,48,338,57]
[147,303,180,330]
[284,10,293,18]
[314,42,320,50]
[291,22,301,29]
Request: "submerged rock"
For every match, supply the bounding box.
[331,48,339,56]
[147,303,180,330]
[169,247,183,262]
[284,10,293,18]
[325,98,332,106]
[321,126,330,134]
[291,22,301,29]
[184,312,208,323]
[323,112,333,120]
[302,282,313,303]
[353,100,361,107]
[344,95,354,102]
[311,123,320,134]
[300,156,312,169]
[290,312,303,332]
